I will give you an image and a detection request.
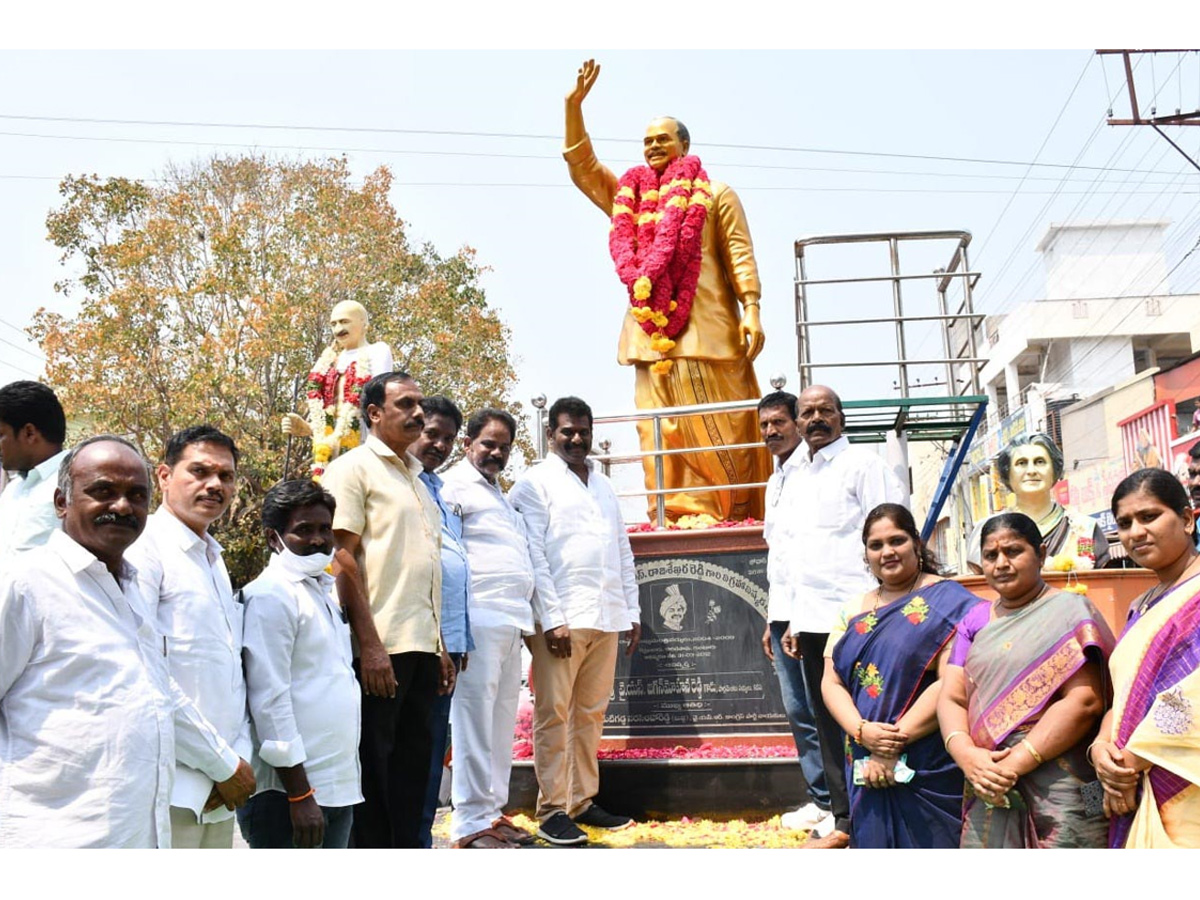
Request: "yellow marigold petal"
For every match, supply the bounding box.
[616,185,635,199]
[611,204,634,218]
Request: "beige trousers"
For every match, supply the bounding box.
[169,806,235,848]
[530,627,619,821]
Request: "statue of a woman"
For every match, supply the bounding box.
[966,432,1110,573]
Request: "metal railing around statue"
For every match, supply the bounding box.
[529,390,775,530]
[527,384,989,532]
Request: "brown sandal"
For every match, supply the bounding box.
[453,827,516,849]
[491,815,536,845]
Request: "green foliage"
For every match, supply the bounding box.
[34,154,526,585]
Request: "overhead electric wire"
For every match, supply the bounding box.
[0,111,1190,176]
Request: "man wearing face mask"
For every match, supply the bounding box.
[409,395,474,848]
[775,385,905,849]
[237,480,362,849]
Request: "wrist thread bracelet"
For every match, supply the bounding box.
[1020,737,1045,766]
[855,720,866,745]
[287,788,315,803]
[943,730,966,752]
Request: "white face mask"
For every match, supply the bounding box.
[274,543,334,578]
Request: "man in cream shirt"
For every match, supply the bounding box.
[127,425,256,848]
[322,371,444,848]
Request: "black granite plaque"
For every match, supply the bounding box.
[604,549,789,737]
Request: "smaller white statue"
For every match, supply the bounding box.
[283,300,393,478]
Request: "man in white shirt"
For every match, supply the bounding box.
[0,436,174,847]
[758,391,832,837]
[769,385,905,849]
[238,479,362,848]
[510,396,641,846]
[126,425,256,849]
[442,407,537,849]
[0,381,69,560]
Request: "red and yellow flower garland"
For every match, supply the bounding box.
[304,349,372,479]
[609,155,712,375]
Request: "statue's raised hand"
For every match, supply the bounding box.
[567,59,600,105]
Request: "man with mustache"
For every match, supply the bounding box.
[127,425,256,848]
[0,436,176,846]
[322,371,445,847]
[763,385,904,849]
[510,396,641,846]
[442,408,538,848]
[0,381,69,560]
[409,395,474,848]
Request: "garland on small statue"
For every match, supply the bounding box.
[608,154,712,376]
[304,346,372,479]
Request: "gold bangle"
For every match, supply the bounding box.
[855,720,866,745]
[1020,737,1045,766]
[943,730,967,752]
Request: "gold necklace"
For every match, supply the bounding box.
[874,567,923,612]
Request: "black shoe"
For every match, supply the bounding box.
[537,812,588,846]
[573,804,634,830]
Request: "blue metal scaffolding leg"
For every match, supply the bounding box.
[921,402,988,542]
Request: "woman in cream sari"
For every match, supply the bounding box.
[1093,468,1200,848]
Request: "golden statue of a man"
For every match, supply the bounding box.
[564,59,770,523]
[282,300,394,478]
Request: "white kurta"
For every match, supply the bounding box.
[126,507,249,822]
[0,531,176,848]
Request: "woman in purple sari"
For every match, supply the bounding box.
[822,504,983,848]
[1092,469,1200,848]
[938,512,1114,848]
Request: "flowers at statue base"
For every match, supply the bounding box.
[304,346,372,479]
[627,516,763,534]
[609,154,712,377]
[431,811,816,849]
[1047,551,1094,594]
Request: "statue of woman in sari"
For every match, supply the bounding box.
[939,512,1114,848]
[1093,469,1200,848]
[966,432,1109,573]
[821,503,982,848]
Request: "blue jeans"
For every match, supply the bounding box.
[770,620,830,810]
[236,790,354,849]
[418,652,461,848]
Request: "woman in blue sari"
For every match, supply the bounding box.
[822,504,983,848]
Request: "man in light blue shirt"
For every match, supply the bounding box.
[411,395,474,848]
[0,381,69,561]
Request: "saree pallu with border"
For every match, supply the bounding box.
[1108,575,1200,849]
[831,579,982,848]
[962,591,1114,848]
